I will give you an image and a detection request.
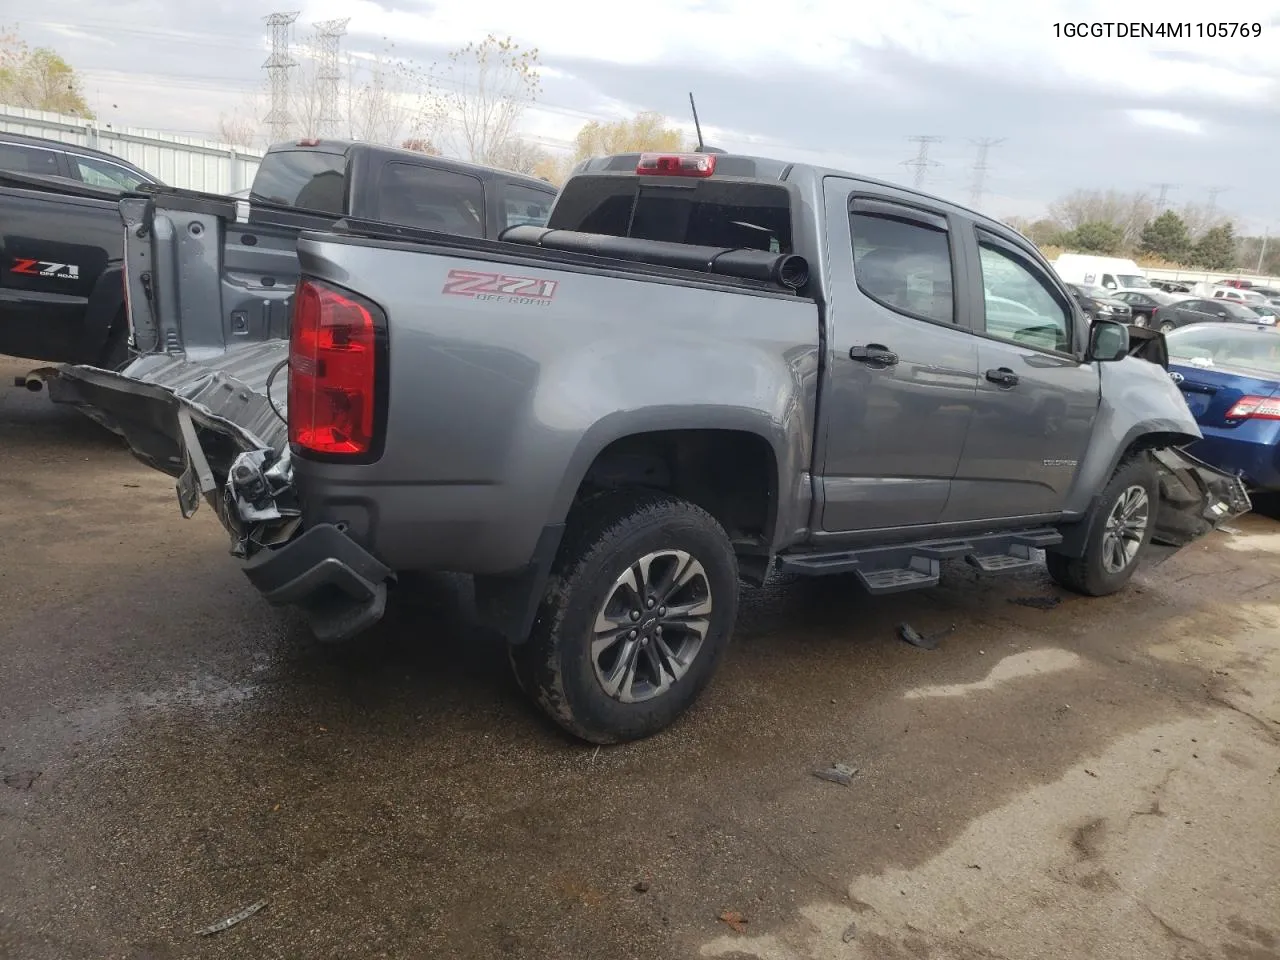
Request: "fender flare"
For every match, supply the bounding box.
[79,263,126,364]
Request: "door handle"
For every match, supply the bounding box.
[985,366,1019,387]
[849,344,899,366]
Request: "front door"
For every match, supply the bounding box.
[942,228,1100,523]
[816,182,980,533]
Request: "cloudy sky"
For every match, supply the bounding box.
[10,0,1280,229]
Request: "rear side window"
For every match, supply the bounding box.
[502,183,554,229]
[72,154,149,190]
[849,206,954,325]
[549,178,792,253]
[0,142,61,177]
[251,149,346,213]
[376,162,484,237]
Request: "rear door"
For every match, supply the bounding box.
[815,180,980,532]
[942,226,1100,522]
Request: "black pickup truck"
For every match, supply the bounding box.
[0,139,556,371]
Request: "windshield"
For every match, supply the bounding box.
[1167,326,1280,376]
[1219,301,1264,320]
[1116,274,1152,288]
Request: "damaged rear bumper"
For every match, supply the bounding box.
[49,355,392,642]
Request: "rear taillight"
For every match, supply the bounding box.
[635,152,717,177]
[288,278,385,457]
[1225,395,1280,421]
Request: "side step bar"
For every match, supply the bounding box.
[776,528,1062,595]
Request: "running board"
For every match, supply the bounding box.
[777,528,1062,595]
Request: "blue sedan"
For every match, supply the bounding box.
[1166,322,1280,491]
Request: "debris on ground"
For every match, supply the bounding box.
[3,771,41,790]
[633,881,650,893]
[898,622,954,650]
[813,763,858,786]
[1009,595,1061,610]
[718,910,748,933]
[196,899,268,936]
[841,920,858,943]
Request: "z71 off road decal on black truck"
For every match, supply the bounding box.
[10,258,80,280]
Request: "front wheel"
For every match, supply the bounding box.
[1159,321,1176,333]
[1131,313,1148,328]
[510,491,740,744]
[1047,454,1158,596]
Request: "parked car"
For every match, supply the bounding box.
[1166,323,1280,490]
[1051,254,1154,293]
[0,138,556,367]
[1212,286,1278,318]
[0,131,161,190]
[1150,280,1192,294]
[1067,283,1133,323]
[1150,297,1271,332]
[50,149,1248,744]
[1111,289,1186,327]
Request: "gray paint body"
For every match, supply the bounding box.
[55,160,1209,604]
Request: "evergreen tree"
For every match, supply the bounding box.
[1138,211,1191,262]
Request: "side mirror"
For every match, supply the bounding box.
[1088,319,1129,362]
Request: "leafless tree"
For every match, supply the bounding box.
[487,137,553,175]
[428,34,541,166]
[1179,200,1230,240]
[1048,189,1156,246]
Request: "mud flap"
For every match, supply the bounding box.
[1146,446,1252,566]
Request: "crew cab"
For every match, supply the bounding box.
[0,138,555,368]
[50,151,1249,744]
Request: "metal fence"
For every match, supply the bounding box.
[0,104,263,194]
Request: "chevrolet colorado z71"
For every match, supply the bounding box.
[51,150,1249,744]
[0,138,554,368]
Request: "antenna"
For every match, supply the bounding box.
[263,11,300,143]
[314,18,350,137]
[689,92,704,152]
[967,137,1005,209]
[902,136,942,189]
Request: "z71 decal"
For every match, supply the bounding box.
[442,268,558,306]
[11,258,80,280]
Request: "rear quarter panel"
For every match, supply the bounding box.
[294,237,821,574]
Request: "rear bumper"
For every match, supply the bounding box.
[243,523,392,642]
[49,355,395,643]
[1186,430,1280,492]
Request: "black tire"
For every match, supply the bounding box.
[1159,321,1176,334]
[1047,454,1159,596]
[510,491,740,745]
[1132,313,1149,328]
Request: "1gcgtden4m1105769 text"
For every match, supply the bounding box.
[1054,21,1263,39]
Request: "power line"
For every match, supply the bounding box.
[902,135,942,189]
[263,11,300,142]
[1206,186,1229,220]
[968,137,1005,209]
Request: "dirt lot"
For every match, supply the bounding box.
[0,354,1278,960]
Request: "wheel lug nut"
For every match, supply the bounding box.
[655,626,663,635]
[659,607,667,616]
[646,599,655,609]
[630,610,641,621]
[629,629,637,639]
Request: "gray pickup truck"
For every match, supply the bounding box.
[51,150,1250,744]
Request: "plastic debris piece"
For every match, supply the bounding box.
[196,899,268,936]
[634,881,650,893]
[3,771,41,790]
[719,910,748,933]
[842,920,858,943]
[898,622,952,650]
[813,763,858,786]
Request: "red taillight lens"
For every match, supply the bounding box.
[288,279,382,456]
[1225,395,1280,421]
[635,152,717,177]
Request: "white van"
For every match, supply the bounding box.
[1051,254,1154,293]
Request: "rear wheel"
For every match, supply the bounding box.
[1159,321,1176,333]
[1047,454,1158,596]
[1132,313,1149,328]
[510,491,740,744]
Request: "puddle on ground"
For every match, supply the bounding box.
[903,648,1082,700]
